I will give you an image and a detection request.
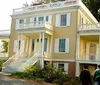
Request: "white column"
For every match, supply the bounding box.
[75,62,80,77]
[39,32,42,54]
[98,35,100,61]
[76,35,80,60]
[41,32,45,68]
[49,35,53,58]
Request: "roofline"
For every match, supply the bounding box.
[79,0,98,23]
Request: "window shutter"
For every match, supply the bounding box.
[64,63,68,74]
[16,19,19,29]
[30,17,34,22]
[65,38,69,53]
[54,39,59,53]
[20,40,25,52]
[67,13,71,26]
[56,14,60,27]
[48,15,52,24]
[24,18,26,23]
[53,63,58,69]
[13,40,18,52]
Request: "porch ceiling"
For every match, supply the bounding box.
[81,35,99,41]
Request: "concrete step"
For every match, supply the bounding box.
[2,57,30,73]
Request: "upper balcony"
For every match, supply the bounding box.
[13,0,79,15]
[78,23,100,32]
[16,21,53,35]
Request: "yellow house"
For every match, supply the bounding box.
[2,0,100,76]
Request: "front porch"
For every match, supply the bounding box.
[76,35,100,62]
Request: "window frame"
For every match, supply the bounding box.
[60,14,67,26]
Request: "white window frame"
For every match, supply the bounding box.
[54,38,69,53]
[56,13,71,27]
[53,63,68,74]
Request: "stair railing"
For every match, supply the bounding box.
[2,52,20,70]
[22,53,40,70]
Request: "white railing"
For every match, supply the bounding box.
[78,23,100,31]
[78,54,99,61]
[13,0,78,15]
[2,52,20,69]
[22,53,40,70]
[0,53,8,57]
[16,21,53,30]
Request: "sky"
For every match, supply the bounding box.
[0,0,33,30]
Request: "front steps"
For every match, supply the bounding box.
[2,57,30,73]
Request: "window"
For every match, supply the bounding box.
[19,19,24,24]
[58,64,64,71]
[55,38,69,53]
[39,17,44,21]
[56,13,70,27]
[53,63,68,74]
[31,39,35,52]
[46,16,49,21]
[34,17,36,22]
[61,14,67,26]
[19,40,21,50]
[44,38,47,51]
[59,39,65,52]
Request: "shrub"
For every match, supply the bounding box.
[11,64,81,85]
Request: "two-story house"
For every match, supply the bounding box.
[2,0,100,76]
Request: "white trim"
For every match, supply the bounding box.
[12,9,77,19]
[18,30,45,34]
[76,60,100,64]
[52,59,75,62]
[78,32,100,36]
[12,1,78,15]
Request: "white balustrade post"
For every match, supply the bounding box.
[98,35,100,61]
[41,32,45,68]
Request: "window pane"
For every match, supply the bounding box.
[19,19,24,24]
[39,17,44,21]
[34,17,36,22]
[59,39,65,52]
[46,16,48,21]
[31,39,35,52]
[44,38,47,51]
[19,40,21,50]
[58,64,64,71]
[61,14,66,26]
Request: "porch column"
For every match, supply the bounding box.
[98,35,100,61]
[49,35,53,58]
[76,35,80,60]
[26,36,29,57]
[39,32,42,54]
[41,32,45,68]
[75,62,80,77]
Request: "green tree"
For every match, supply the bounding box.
[1,40,8,53]
[82,0,100,22]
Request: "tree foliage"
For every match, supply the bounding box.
[82,0,100,22]
[1,40,8,53]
